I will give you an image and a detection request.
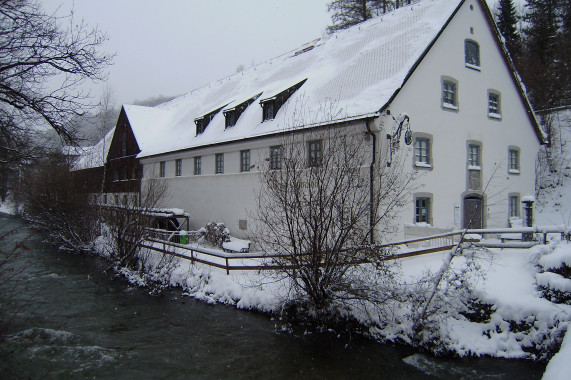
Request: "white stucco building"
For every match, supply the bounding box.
[95,0,546,241]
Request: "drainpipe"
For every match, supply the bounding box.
[366,119,376,244]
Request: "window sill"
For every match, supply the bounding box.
[442,103,458,111]
[468,165,481,171]
[415,162,432,169]
[465,63,481,71]
[488,112,502,120]
[508,169,520,175]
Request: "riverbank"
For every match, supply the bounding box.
[94,228,571,365]
[2,214,549,379]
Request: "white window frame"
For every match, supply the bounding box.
[240,150,251,172]
[307,140,322,167]
[175,159,182,177]
[414,195,432,224]
[508,147,520,174]
[414,137,431,168]
[270,145,283,170]
[194,156,201,175]
[215,153,224,174]
[468,144,480,169]
[488,90,501,119]
[441,77,458,110]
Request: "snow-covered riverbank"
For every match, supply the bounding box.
[96,231,571,367]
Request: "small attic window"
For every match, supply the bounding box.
[465,39,480,70]
[195,118,205,134]
[260,79,307,122]
[223,93,262,129]
[262,100,275,121]
[195,104,228,135]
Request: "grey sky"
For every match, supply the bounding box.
[41,0,332,106]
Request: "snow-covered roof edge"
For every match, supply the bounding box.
[476,0,547,145]
[377,0,464,115]
[375,0,546,146]
[138,112,380,159]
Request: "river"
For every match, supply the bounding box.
[0,214,546,379]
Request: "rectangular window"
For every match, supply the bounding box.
[468,144,480,167]
[195,119,205,135]
[488,92,501,117]
[509,195,520,218]
[194,156,201,175]
[509,149,519,173]
[415,197,430,223]
[270,145,283,170]
[225,111,236,129]
[175,159,182,176]
[415,138,430,165]
[262,101,275,121]
[442,81,457,107]
[240,150,250,172]
[308,140,322,167]
[215,153,224,174]
[159,161,166,177]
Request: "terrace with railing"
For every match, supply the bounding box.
[139,226,571,275]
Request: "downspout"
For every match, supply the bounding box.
[366,119,376,244]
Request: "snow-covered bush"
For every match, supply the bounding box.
[200,222,230,248]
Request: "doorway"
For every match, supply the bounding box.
[463,195,484,229]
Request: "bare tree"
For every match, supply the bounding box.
[327,0,419,33]
[16,151,99,252]
[254,125,416,316]
[0,0,113,165]
[103,174,168,270]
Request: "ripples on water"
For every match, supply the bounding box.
[0,214,546,379]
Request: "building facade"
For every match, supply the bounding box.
[80,0,545,241]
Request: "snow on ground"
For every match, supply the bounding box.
[543,326,571,380]
[95,237,571,364]
[0,196,17,215]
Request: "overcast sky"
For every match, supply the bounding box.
[41,0,332,106]
[40,0,527,107]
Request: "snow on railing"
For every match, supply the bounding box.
[140,226,571,275]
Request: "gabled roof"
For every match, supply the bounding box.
[126,0,542,159]
[122,105,172,153]
[72,127,115,170]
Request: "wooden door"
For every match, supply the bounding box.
[463,196,483,229]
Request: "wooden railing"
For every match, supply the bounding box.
[139,226,571,275]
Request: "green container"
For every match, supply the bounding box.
[179,230,188,245]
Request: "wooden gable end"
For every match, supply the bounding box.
[104,107,142,194]
[107,107,141,161]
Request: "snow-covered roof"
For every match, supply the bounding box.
[123,0,542,158]
[72,127,115,170]
[125,0,463,158]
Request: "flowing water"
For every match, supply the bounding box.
[0,214,546,379]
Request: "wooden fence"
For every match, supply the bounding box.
[139,226,571,275]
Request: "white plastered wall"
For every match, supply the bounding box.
[141,120,371,238]
[380,0,541,239]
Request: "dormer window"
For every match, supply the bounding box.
[225,111,236,128]
[223,93,262,129]
[195,104,228,135]
[465,39,480,70]
[260,79,307,122]
[195,118,205,134]
[262,101,275,121]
